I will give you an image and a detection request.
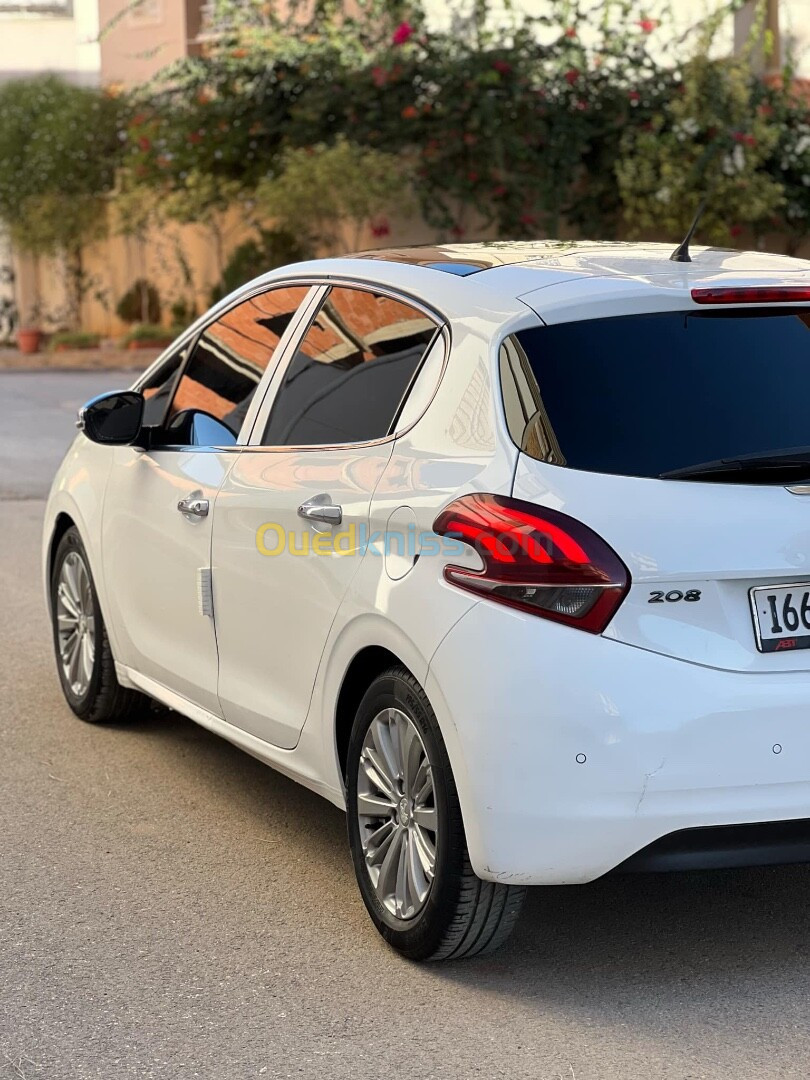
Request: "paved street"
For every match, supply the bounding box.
[0,370,143,499]
[2,372,810,1079]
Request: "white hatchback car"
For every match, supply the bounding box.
[44,241,810,960]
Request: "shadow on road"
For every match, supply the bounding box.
[123,703,810,1004]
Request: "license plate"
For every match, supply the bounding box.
[750,583,810,653]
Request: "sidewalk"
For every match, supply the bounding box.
[0,346,163,371]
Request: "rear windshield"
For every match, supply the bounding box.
[507,310,810,479]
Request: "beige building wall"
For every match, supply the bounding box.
[0,0,101,84]
[17,201,810,340]
[98,0,202,89]
[11,196,442,338]
[15,201,253,337]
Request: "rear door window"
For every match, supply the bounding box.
[261,286,438,447]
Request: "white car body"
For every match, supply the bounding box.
[43,241,810,886]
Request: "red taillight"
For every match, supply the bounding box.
[691,286,810,305]
[432,494,630,633]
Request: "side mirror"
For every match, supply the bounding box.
[78,390,145,446]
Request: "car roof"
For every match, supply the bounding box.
[233,240,810,337]
[350,239,810,283]
[348,240,810,324]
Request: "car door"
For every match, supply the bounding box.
[212,283,441,748]
[100,283,315,714]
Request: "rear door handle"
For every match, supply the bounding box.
[297,494,343,526]
[177,494,209,518]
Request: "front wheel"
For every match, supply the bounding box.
[49,526,146,723]
[346,666,525,961]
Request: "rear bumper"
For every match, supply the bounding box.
[616,818,810,873]
[426,601,810,885]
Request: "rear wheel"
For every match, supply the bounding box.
[50,527,145,723]
[346,666,526,961]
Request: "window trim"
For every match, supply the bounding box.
[244,279,449,453]
[0,1,73,15]
[498,332,565,464]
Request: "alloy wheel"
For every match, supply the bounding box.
[56,550,96,698]
[356,707,438,920]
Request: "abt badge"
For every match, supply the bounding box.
[775,638,798,651]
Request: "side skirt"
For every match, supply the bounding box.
[116,662,344,809]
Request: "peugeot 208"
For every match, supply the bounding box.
[44,242,810,959]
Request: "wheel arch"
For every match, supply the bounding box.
[334,645,410,783]
[44,510,79,617]
[48,511,77,579]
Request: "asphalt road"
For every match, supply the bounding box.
[2,373,810,1079]
[0,370,141,499]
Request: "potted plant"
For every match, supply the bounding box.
[17,305,43,355]
[123,323,176,350]
[48,330,101,352]
[116,279,161,326]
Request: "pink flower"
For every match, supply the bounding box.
[733,131,757,147]
[628,90,641,104]
[638,18,658,33]
[564,68,580,85]
[371,218,390,238]
[392,21,413,45]
[564,27,576,38]
[493,59,512,75]
[137,136,151,151]
[371,66,388,88]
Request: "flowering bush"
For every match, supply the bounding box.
[8,0,810,297]
[255,136,409,252]
[126,1,677,240]
[616,40,783,244]
[759,78,810,253]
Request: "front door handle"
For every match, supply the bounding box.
[177,494,209,518]
[298,494,343,527]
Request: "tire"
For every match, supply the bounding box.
[49,526,146,724]
[346,665,526,961]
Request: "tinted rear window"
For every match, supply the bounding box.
[509,311,810,479]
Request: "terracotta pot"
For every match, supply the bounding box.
[17,327,42,355]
